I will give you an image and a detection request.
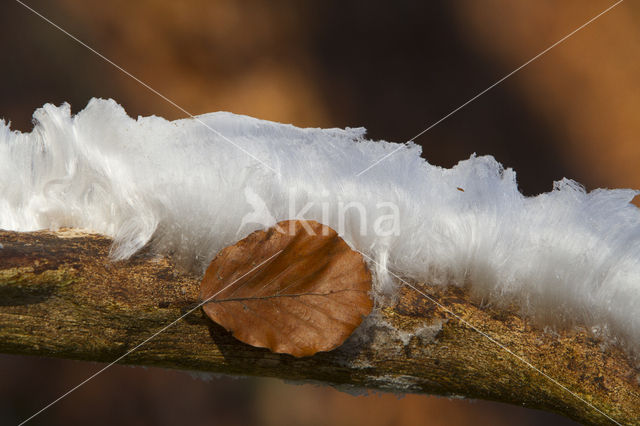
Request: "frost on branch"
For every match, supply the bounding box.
[2,98,640,356]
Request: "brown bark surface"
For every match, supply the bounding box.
[0,229,638,425]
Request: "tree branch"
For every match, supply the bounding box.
[0,229,638,425]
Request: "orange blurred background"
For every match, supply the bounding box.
[2,0,637,424]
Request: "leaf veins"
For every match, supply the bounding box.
[200,220,373,357]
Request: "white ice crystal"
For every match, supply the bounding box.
[2,98,640,353]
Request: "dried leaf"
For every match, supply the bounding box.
[200,220,373,357]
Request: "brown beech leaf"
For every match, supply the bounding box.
[200,220,373,357]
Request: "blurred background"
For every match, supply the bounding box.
[1,0,637,424]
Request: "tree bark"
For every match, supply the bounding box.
[0,229,638,425]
